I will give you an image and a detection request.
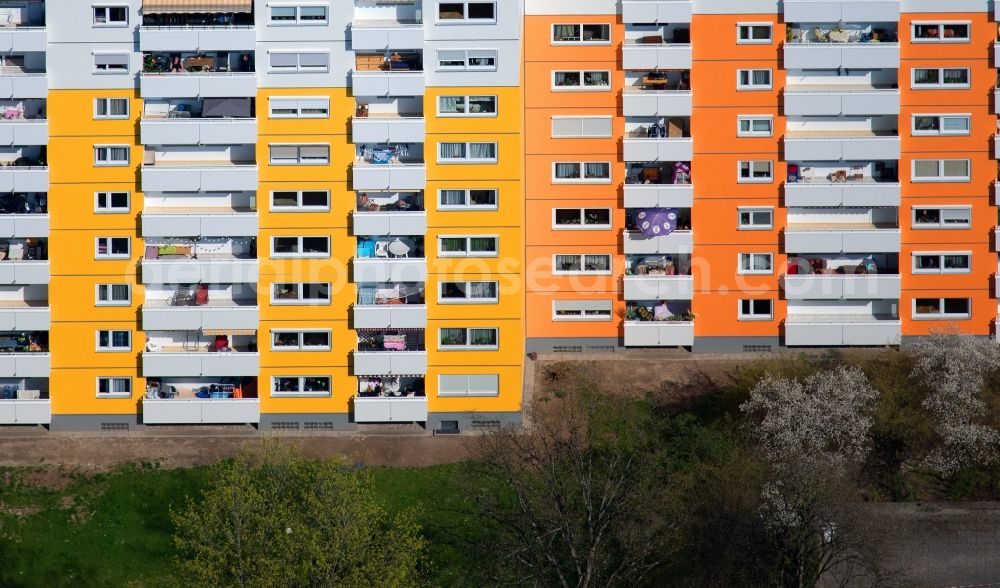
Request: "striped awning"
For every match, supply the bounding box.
[142,0,252,14]
[202,329,256,336]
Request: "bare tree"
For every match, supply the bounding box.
[466,389,680,588]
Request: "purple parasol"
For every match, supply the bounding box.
[635,208,678,238]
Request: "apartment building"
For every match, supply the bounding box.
[524,0,998,353]
[0,0,525,430]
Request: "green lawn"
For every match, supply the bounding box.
[0,463,479,588]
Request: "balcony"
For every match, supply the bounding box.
[0,72,46,99]
[622,41,692,71]
[0,24,45,53]
[623,88,691,118]
[353,351,427,376]
[142,302,258,331]
[354,396,427,423]
[0,352,48,377]
[354,209,426,236]
[781,274,900,300]
[352,115,425,144]
[353,301,427,328]
[140,73,257,99]
[784,41,899,70]
[784,226,900,253]
[784,180,900,208]
[353,52,424,97]
[354,237,426,282]
[621,0,692,24]
[139,26,255,52]
[0,118,46,146]
[0,302,48,330]
[140,117,257,146]
[625,162,692,207]
[353,161,425,191]
[143,397,259,424]
[784,316,901,346]
[0,165,46,192]
[784,132,900,161]
[624,137,692,162]
[784,87,899,117]
[623,230,692,255]
[624,322,694,347]
[142,351,259,377]
[0,398,49,425]
[0,213,47,238]
[141,239,257,284]
[351,21,424,52]
[141,209,258,238]
[141,162,258,192]
[783,0,900,22]
[624,275,693,300]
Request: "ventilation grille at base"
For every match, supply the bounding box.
[101,422,129,432]
[470,419,501,430]
[303,422,335,431]
[553,346,583,353]
[743,345,773,353]
[270,422,300,431]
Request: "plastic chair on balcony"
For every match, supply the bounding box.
[375,241,390,258]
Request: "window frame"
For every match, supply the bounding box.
[271,376,333,398]
[96,377,132,399]
[436,49,498,72]
[911,251,972,274]
[96,329,131,352]
[270,235,331,259]
[267,4,329,26]
[911,21,971,43]
[911,205,972,229]
[268,144,331,166]
[437,141,498,164]
[912,297,972,320]
[911,113,971,136]
[738,299,774,321]
[438,280,499,304]
[911,159,971,183]
[736,115,774,137]
[94,97,129,120]
[437,188,498,211]
[271,282,332,306]
[93,52,130,74]
[94,191,130,214]
[93,145,130,167]
[552,207,613,230]
[93,5,128,27]
[438,235,500,258]
[737,22,773,44]
[95,237,130,260]
[270,329,333,352]
[269,189,331,212]
[268,97,331,119]
[438,327,499,351]
[737,207,774,231]
[95,283,131,306]
[551,299,613,322]
[911,67,971,89]
[551,253,613,276]
[736,68,772,90]
[738,252,774,275]
[737,160,774,183]
[437,1,497,24]
[267,51,331,73]
[552,161,612,184]
[551,70,612,92]
[436,94,497,118]
[550,23,612,45]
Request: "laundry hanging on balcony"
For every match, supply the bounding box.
[142,0,252,13]
[636,208,678,238]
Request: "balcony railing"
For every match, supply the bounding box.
[784,131,900,161]
[141,162,258,192]
[784,225,900,253]
[143,397,260,424]
[783,86,900,117]
[783,0,900,23]
[623,321,694,347]
[621,1,693,24]
[351,21,424,52]
[142,301,259,331]
[140,117,257,146]
[141,209,258,237]
[354,396,427,423]
[781,274,900,300]
[140,72,257,99]
[139,25,256,52]
[784,179,900,208]
[0,301,48,330]
[784,316,901,346]
[351,115,425,143]
[142,350,260,377]
[0,398,49,424]
[353,161,426,191]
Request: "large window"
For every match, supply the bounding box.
[438,2,496,23]
[271,330,332,352]
[552,299,613,321]
[268,51,330,73]
[93,6,127,26]
[438,235,499,257]
[439,327,499,350]
[552,70,611,91]
[436,49,497,71]
[95,191,129,213]
[912,22,970,43]
[552,24,611,44]
[912,114,971,136]
[97,377,131,398]
[738,253,773,275]
[437,95,496,117]
[94,146,129,166]
[272,376,332,397]
[271,236,330,258]
[913,297,971,319]
[912,67,970,88]
[738,299,773,321]
[737,116,773,137]
[737,69,772,90]
[437,374,500,397]
[269,5,328,24]
[96,283,131,306]
[269,144,330,165]
[269,97,330,119]
[94,98,129,119]
[737,23,772,44]
[439,281,498,303]
[737,207,773,230]
[738,160,773,183]
[553,208,612,229]
[912,206,971,229]
[272,282,331,305]
[551,116,612,138]
[96,330,130,352]
[912,252,971,274]
[95,237,129,259]
[552,254,612,275]
[552,162,611,183]
[438,188,497,210]
[438,142,498,163]
[912,159,970,182]
[270,190,330,211]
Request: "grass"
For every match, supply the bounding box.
[0,463,479,587]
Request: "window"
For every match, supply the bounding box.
[738,253,773,275]
[271,330,332,352]
[268,51,330,73]
[553,208,612,229]
[737,116,773,137]
[737,207,773,230]
[913,297,971,319]
[95,237,129,259]
[438,142,498,163]
[269,5,328,24]
[439,281,498,303]
[437,374,500,397]
[436,49,497,71]
[96,283,131,306]
[912,159,970,182]
[269,144,330,165]
[552,24,611,44]
[739,299,773,321]
[912,252,971,274]
[439,327,499,350]
[272,376,332,397]
[268,97,330,119]
[912,68,970,88]
[552,70,611,91]
[438,235,499,257]
[912,206,972,229]
[438,188,497,210]
[552,162,611,183]
[94,53,129,73]
[96,330,131,352]
[737,69,772,90]
[94,98,129,119]
[912,114,971,136]
[270,190,330,211]
[96,377,131,398]
[95,191,129,213]
[912,22,970,43]
[271,236,330,258]
[437,95,497,117]
[551,116,613,138]
[552,299,613,321]
[738,160,773,183]
[93,6,127,26]
[737,23,772,43]
[438,2,496,23]
[94,146,129,166]
[272,282,331,305]
[553,254,612,275]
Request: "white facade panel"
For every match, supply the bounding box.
[0,214,49,238]
[354,397,428,423]
[784,137,899,161]
[142,398,260,425]
[623,322,694,347]
[623,276,694,301]
[622,1,693,23]
[0,120,49,146]
[424,2,522,41]
[352,212,427,236]
[142,213,258,238]
[623,184,694,208]
[424,40,521,87]
[139,26,256,52]
[353,351,427,376]
[140,260,259,284]
[783,1,900,22]
[0,353,49,377]
[352,259,427,283]
[351,117,425,144]
[623,230,693,255]
[0,399,50,425]
[623,91,692,117]
[623,138,692,162]
[353,305,428,329]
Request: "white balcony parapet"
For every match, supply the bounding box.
[784,227,900,254]
[141,211,258,238]
[623,137,692,162]
[353,258,427,283]
[351,71,425,97]
[0,166,47,192]
[0,214,48,238]
[352,162,426,191]
[142,304,259,331]
[140,72,258,99]
[623,229,693,255]
[0,119,47,146]
[623,184,693,208]
[784,43,899,70]
[352,211,426,236]
[139,25,256,52]
[354,396,427,423]
[623,90,692,118]
[353,351,427,376]
[0,305,49,330]
[0,261,49,285]
[621,0,692,24]
[623,322,694,347]
[623,276,693,301]
[351,116,425,144]
[142,351,260,377]
[783,87,900,117]
[0,352,49,377]
[781,275,900,300]
[0,73,46,99]
[141,259,258,284]
[622,43,692,70]
[142,398,260,425]
[351,21,424,52]
[353,304,427,329]
[0,398,50,425]
[141,164,258,192]
[0,27,46,53]
[784,182,900,208]
[785,317,901,347]
[784,134,899,161]
[140,118,258,146]
[783,0,900,23]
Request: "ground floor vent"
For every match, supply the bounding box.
[101,422,129,432]
[553,346,583,353]
[743,345,773,353]
[303,422,335,431]
[585,345,616,353]
[270,422,300,431]
[470,419,501,430]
